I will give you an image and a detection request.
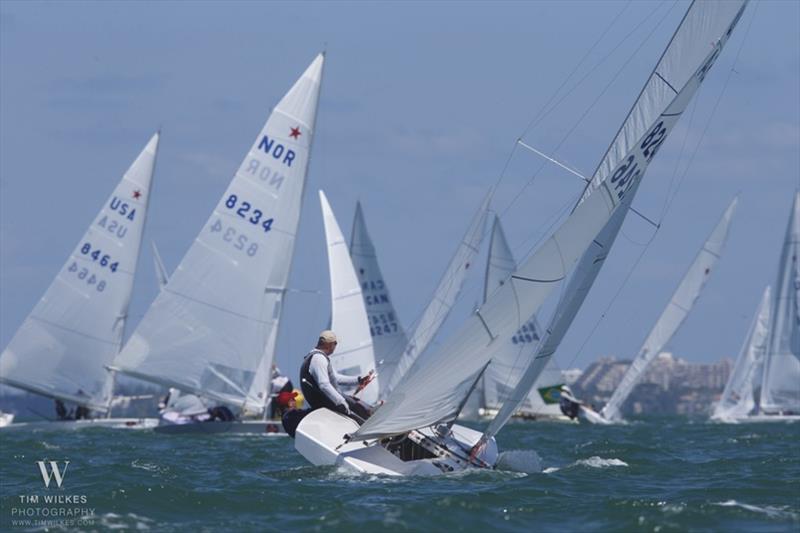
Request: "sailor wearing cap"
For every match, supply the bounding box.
[558,385,583,420]
[299,330,371,416]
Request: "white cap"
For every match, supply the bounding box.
[318,330,337,344]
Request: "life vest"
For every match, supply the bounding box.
[300,349,341,411]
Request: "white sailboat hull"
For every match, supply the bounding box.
[295,408,498,476]
[153,419,288,436]
[580,406,617,425]
[0,418,159,431]
[476,407,575,424]
[712,414,800,424]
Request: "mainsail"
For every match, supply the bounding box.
[381,191,492,397]
[355,1,748,441]
[112,54,325,411]
[479,216,563,417]
[484,0,747,437]
[713,286,771,420]
[759,192,800,414]
[0,133,160,411]
[349,202,408,394]
[601,198,737,421]
[320,191,378,404]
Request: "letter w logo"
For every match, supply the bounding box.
[36,461,69,488]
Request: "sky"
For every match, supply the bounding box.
[1,0,798,390]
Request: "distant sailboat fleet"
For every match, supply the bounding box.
[0,0,792,476]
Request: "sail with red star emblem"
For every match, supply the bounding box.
[113,54,324,413]
[0,133,160,411]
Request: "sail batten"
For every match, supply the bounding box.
[478,217,563,418]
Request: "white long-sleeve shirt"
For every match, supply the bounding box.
[308,352,359,408]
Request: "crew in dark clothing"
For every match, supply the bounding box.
[559,385,583,420]
[299,330,374,420]
[55,399,70,420]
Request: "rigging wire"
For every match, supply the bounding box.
[497,0,679,221]
[559,1,761,382]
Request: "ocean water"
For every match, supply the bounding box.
[1,418,797,532]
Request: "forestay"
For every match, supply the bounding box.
[320,191,378,404]
[602,198,737,421]
[381,191,492,397]
[113,55,324,410]
[759,192,800,414]
[349,202,408,395]
[483,0,748,438]
[0,133,160,411]
[479,217,562,416]
[712,286,771,420]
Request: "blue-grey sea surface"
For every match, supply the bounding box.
[1,417,797,532]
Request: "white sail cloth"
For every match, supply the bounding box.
[355,176,628,440]
[480,216,562,416]
[582,0,748,202]
[320,191,378,404]
[113,54,324,411]
[0,133,160,411]
[349,202,408,395]
[759,192,800,414]
[483,0,747,438]
[381,191,492,397]
[713,286,771,420]
[602,198,737,421]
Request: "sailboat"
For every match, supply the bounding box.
[475,216,570,422]
[293,1,749,474]
[320,191,379,404]
[348,202,409,390]
[714,193,800,422]
[588,197,738,424]
[111,54,325,435]
[711,286,771,422]
[0,133,161,430]
[379,192,492,398]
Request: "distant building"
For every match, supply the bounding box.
[572,352,733,416]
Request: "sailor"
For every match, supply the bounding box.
[299,330,373,417]
[559,385,583,420]
[55,399,71,420]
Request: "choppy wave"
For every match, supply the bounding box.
[0,419,797,531]
[713,500,799,520]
